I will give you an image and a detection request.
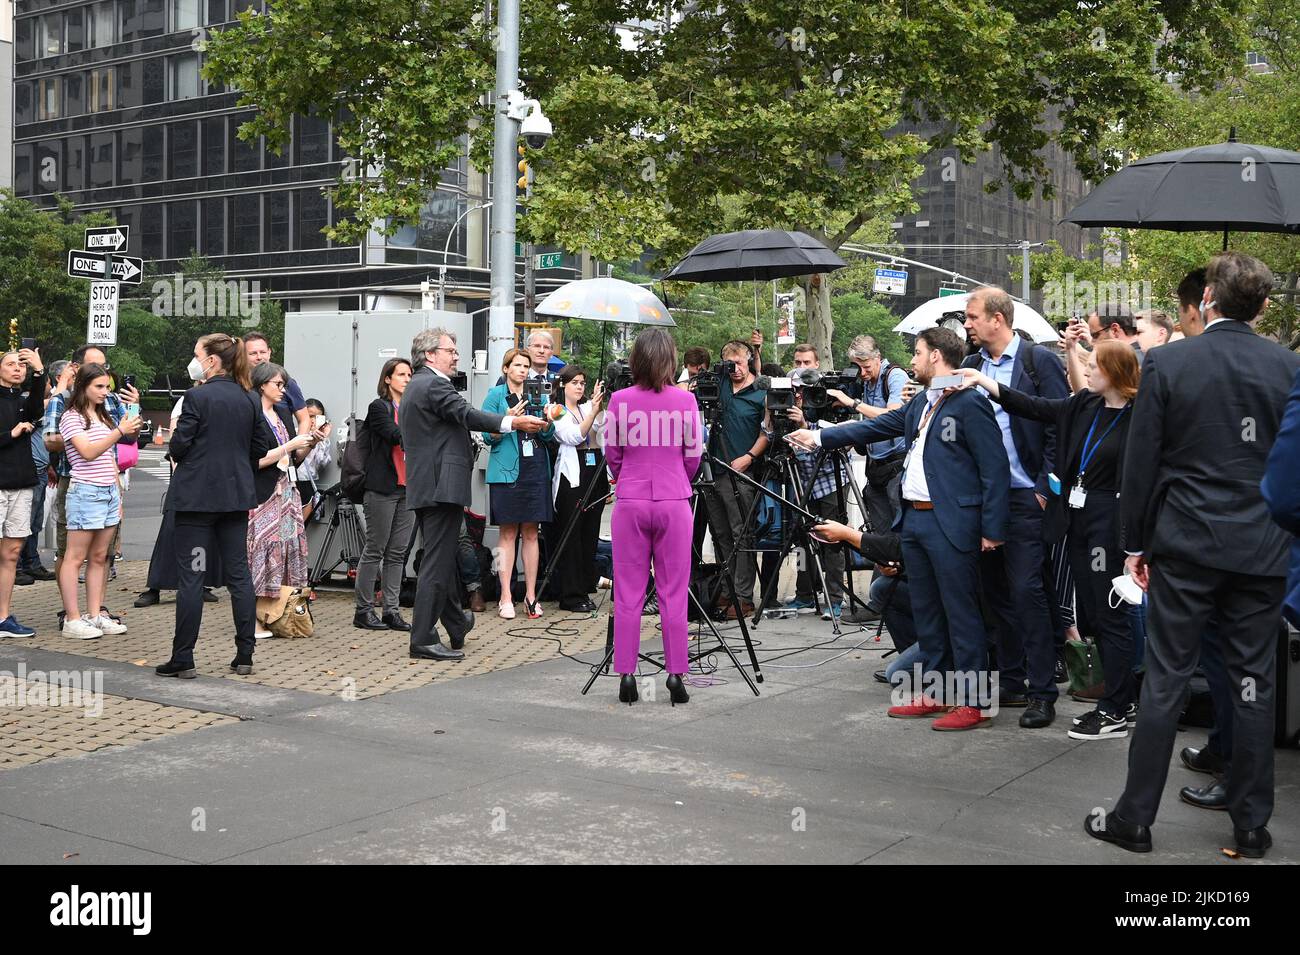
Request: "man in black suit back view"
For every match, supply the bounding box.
[400,329,546,660]
[1087,252,1300,859]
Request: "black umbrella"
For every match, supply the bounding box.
[1063,129,1300,250]
[665,229,847,282]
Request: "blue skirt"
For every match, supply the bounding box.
[490,439,555,525]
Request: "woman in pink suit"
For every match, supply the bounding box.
[603,328,705,705]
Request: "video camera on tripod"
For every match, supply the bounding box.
[521,374,553,416]
[692,359,736,415]
[603,360,633,396]
[791,367,859,425]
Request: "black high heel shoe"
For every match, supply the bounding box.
[666,673,690,706]
[618,674,638,705]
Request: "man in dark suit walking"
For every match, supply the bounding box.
[789,327,1010,730]
[1087,252,1300,859]
[401,329,545,660]
[962,287,1070,728]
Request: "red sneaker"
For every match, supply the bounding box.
[887,696,952,719]
[932,706,991,731]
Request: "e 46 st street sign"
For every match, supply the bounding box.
[67,249,144,285]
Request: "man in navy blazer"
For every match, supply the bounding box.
[1262,365,1300,630]
[790,327,1010,730]
[962,287,1069,728]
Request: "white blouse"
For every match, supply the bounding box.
[551,402,605,499]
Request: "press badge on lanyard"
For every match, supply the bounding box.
[585,451,597,467]
[1070,405,1128,509]
[522,437,535,458]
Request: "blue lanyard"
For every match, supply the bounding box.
[1078,404,1129,478]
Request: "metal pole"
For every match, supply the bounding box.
[1021,239,1030,304]
[523,171,535,323]
[488,0,521,374]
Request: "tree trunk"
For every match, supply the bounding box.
[799,272,834,364]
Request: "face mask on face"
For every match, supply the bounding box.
[187,356,206,382]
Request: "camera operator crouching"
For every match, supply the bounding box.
[830,335,910,536]
[702,340,768,620]
[766,344,850,620]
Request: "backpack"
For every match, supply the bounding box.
[961,329,1043,393]
[339,414,369,505]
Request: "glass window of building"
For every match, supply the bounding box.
[15,84,33,125]
[296,188,329,249]
[170,121,199,179]
[64,138,86,192]
[171,53,203,100]
[66,7,87,53]
[295,114,330,165]
[88,134,115,188]
[232,0,260,13]
[115,208,139,256]
[141,204,165,260]
[264,135,289,169]
[121,0,167,43]
[35,141,63,193]
[202,117,226,174]
[144,58,166,105]
[90,2,116,47]
[230,194,260,254]
[117,63,139,108]
[230,115,261,172]
[202,197,226,255]
[173,0,203,30]
[265,191,290,251]
[118,125,166,183]
[15,17,34,62]
[37,77,62,121]
[36,14,64,58]
[207,1,227,25]
[65,73,86,117]
[169,201,199,259]
[144,125,166,181]
[90,67,116,112]
[14,146,34,196]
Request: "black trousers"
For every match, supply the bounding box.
[171,511,256,665]
[1116,555,1283,830]
[551,454,608,601]
[411,503,472,649]
[1064,494,1134,717]
[148,487,223,591]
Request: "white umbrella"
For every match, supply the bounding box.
[535,277,675,326]
[894,292,1058,343]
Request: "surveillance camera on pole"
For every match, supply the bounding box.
[505,91,552,150]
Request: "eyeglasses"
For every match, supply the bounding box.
[433,347,460,357]
[266,380,285,389]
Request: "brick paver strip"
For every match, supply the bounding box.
[0,681,238,771]
[10,561,673,699]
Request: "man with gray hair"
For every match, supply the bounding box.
[401,329,546,660]
[1089,252,1300,859]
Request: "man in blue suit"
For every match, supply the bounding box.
[962,287,1070,728]
[1263,366,1300,631]
[789,327,1010,731]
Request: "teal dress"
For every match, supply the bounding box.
[482,384,555,525]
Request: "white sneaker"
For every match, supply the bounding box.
[254,629,273,640]
[498,602,516,620]
[93,614,128,635]
[64,616,103,640]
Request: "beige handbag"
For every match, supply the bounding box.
[256,586,315,638]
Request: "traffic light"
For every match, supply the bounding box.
[517,144,530,198]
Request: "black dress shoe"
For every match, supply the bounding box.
[26,565,56,581]
[560,597,597,613]
[1179,777,1228,811]
[14,570,35,586]
[1180,745,1224,776]
[1020,699,1056,728]
[999,690,1029,708]
[202,587,219,603]
[155,660,198,679]
[409,642,464,661]
[229,656,254,676]
[666,673,690,706]
[381,612,412,631]
[449,610,474,650]
[134,589,161,608]
[353,611,389,630]
[873,669,889,685]
[1234,826,1272,859]
[1084,810,1152,853]
[618,674,638,704]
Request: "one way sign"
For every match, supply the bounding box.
[84,226,129,253]
[67,249,143,285]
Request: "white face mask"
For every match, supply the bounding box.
[187,356,207,382]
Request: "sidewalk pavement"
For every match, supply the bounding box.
[2,563,1297,864]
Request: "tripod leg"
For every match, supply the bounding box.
[686,586,759,695]
[581,642,616,695]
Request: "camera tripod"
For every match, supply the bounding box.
[308,484,366,588]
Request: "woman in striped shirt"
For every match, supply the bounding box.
[58,363,142,640]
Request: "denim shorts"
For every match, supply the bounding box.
[65,481,122,531]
